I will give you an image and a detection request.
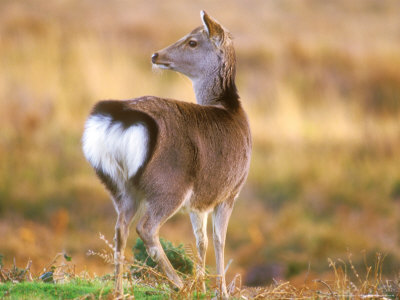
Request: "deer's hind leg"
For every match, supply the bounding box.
[113,190,142,298]
[136,190,192,289]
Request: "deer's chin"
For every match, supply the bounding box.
[152,62,173,70]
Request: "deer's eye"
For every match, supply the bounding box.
[188,40,197,48]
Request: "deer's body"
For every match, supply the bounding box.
[82,11,251,298]
[85,96,250,211]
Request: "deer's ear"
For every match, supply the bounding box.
[201,10,225,47]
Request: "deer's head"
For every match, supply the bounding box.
[152,11,234,81]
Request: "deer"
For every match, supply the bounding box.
[82,10,251,298]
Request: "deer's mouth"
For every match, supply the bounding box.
[151,52,174,70]
[153,62,172,70]
[155,62,171,68]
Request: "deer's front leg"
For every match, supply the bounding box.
[190,211,209,292]
[212,201,234,299]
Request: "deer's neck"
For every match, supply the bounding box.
[192,65,240,110]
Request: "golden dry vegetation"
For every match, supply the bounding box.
[0,0,400,291]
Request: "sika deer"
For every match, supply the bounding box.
[82,11,251,298]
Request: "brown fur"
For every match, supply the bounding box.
[124,96,251,212]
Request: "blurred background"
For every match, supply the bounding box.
[0,0,399,287]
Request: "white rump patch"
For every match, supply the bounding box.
[82,114,149,185]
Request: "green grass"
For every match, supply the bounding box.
[0,254,398,299]
[0,281,166,300]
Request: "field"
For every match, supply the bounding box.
[0,0,400,298]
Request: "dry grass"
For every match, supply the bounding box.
[0,0,400,290]
[1,235,399,299]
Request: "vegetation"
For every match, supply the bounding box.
[0,0,399,293]
[0,281,114,300]
[0,249,399,299]
[132,238,194,276]
[0,281,170,299]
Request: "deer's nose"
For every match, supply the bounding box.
[151,53,158,64]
